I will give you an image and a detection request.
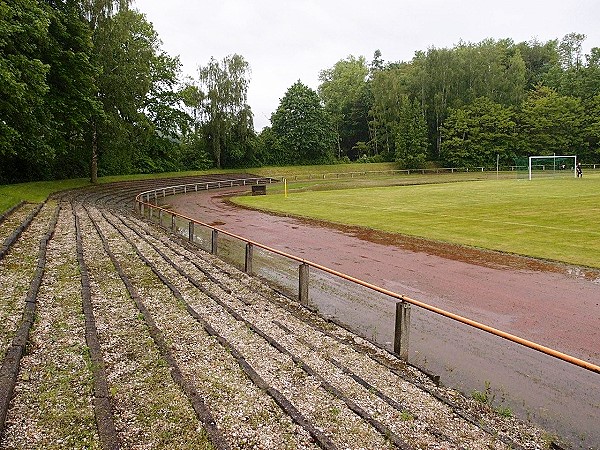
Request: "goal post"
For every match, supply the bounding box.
[528,155,577,180]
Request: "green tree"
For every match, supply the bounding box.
[395,98,428,168]
[271,81,336,165]
[253,126,287,166]
[453,39,525,106]
[440,97,517,167]
[0,0,51,182]
[517,38,559,89]
[369,62,414,159]
[518,86,585,156]
[583,93,600,161]
[196,54,253,168]
[558,32,586,70]
[82,0,131,182]
[318,55,370,159]
[422,46,459,158]
[91,6,183,176]
[43,0,100,179]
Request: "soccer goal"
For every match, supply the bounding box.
[528,155,577,180]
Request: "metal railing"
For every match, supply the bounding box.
[134,177,600,375]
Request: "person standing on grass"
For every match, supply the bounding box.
[576,162,583,177]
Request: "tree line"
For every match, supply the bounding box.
[316,36,600,169]
[2,1,599,184]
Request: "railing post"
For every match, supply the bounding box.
[188,221,194,242]
[171,215,176,233]
[211,229,218,255]
[299,263,309,306]
[245,243,253,274]
[394,301,411,361]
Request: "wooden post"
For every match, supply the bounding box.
[245,243,253,274]
[211,229,218,255]
[188,221,194,242]
[299,263,309,306]
[394,301,411,361]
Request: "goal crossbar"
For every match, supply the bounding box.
[528,155,577,180]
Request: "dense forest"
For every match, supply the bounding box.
[2,0,599,184]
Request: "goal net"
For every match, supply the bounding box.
[528,155,577,180]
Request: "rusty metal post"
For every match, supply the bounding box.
[245,243,253,274]
[188,221,194,242]
[211,229,218,255]
[394,301,411,361]
[299,263,309,306]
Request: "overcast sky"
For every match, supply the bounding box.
[133,0,600,131]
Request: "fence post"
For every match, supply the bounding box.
[211,229,218,255]
[394,301,411,361]
[188,221,194,242]
[299,263,309,306]
[245,243,253,274]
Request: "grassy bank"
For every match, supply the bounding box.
[0,169,240,214]
[0,163,398,214]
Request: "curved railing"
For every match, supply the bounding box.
[135,177,600,375]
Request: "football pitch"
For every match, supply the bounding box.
[234,173,600,269]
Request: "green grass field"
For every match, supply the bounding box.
[234,173,600,269]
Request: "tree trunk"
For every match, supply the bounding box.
[90,120,98,184]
